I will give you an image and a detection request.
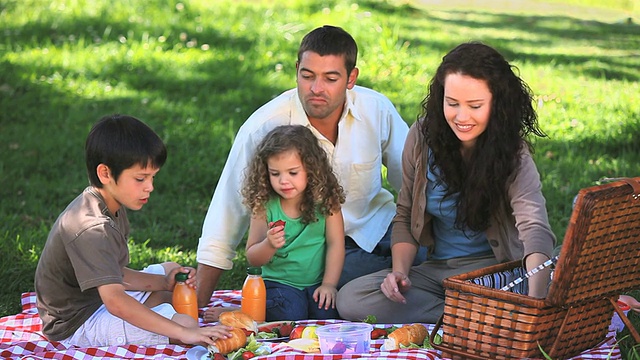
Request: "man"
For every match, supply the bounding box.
[196,25,416,308]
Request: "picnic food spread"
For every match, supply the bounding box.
[209,311,272,359]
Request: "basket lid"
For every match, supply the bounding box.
[546,177,640,307]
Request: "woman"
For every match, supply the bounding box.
[337,42,556,323]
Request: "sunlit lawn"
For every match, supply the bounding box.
[1,0,638,356]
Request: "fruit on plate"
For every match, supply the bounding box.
[256,321,296,339]
[285,338,320,353]
[289,325,318,340]
[278,322,294,337]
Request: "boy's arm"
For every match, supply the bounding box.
[97,283,228,345]
[122,267,186,292]
[322,210,345,288]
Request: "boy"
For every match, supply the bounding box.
[35,114,230,347]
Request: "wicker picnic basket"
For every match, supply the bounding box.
[431,177,640,359]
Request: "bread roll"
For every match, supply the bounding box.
[383,324,428,350]
[219,310,259,333]
[208,327,247,355]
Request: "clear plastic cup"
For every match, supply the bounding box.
[316,322,373,354]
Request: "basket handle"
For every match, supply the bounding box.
[609,297,640,343]
[620,178,640,200]
[430,314,488,360]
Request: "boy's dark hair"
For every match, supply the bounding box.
[85,114,167,187]
[297,25,358,75]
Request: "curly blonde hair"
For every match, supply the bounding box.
[241,125,345,224]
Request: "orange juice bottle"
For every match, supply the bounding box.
[172,272,198,321]
[241,266,266,323]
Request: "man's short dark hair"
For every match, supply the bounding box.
[297,25,358,75]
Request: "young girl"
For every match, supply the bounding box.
[242,125,345,321]
[337,42,556,323]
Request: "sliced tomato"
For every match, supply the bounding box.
[241,328,255,337]
[371,328,388,339]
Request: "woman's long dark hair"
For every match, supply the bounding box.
[419,42,547,232]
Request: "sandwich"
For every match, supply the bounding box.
[208,327,247,355]
[219,310,259,334]
[383,324,428,350]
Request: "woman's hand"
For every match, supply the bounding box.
[380,271,411,304]
[620,295,640,313]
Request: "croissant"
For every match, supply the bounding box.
[383,324,428,350]
[208,327,247,355]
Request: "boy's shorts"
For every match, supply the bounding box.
[61,264,177,347]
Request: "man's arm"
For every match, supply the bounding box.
[380,98,409,192]
[195,127,256,305]
[196,263,225,307]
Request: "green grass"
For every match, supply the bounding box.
[1,0,639,357]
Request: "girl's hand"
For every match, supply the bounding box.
[266,223,286,249]
[380,271,411,304]
[313,284,337,310]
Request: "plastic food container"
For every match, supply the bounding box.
[316,322,373,354]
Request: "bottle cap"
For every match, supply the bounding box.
[247,266,262,275]
[175,272,189,282]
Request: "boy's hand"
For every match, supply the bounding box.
[182,324,233,347]
[167,266,197,291]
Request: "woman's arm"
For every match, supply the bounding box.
[508,149,555,298]
[524,252,551,298]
